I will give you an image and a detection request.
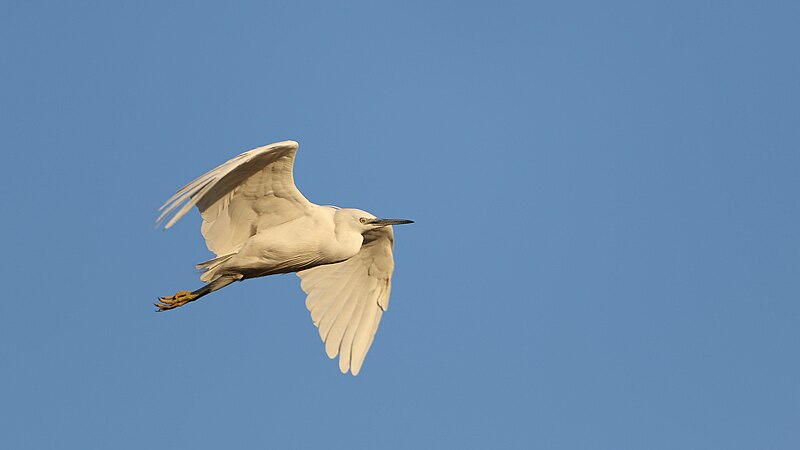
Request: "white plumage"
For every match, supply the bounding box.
[156,140,412,375]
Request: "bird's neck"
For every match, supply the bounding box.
[331,210,364,259]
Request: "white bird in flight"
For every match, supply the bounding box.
[155,140,413,375]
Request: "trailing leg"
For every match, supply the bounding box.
[155,275,241,312]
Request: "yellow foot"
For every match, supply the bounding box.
[155,290,199,312]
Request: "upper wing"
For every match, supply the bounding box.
[156,140,313,256]
[297,227,396,376]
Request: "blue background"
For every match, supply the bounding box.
[1,1,798,448]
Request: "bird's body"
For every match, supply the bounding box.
[206,206,371,279]
[155,140,412,375]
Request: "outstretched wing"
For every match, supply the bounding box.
[156,140,313,256]
[297,227,396,376]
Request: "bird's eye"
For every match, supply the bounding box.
[359,217,368,224]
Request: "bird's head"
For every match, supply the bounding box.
[339,208,414,233]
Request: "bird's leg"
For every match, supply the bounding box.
[155,289,201,312]
[155,275,240,312]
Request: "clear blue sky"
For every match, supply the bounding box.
[1,1,798,448]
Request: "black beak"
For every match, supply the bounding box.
[369,218,414,226]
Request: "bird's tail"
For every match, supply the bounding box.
[196,253,236,282]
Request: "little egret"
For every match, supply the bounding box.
[155,140,413,375]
